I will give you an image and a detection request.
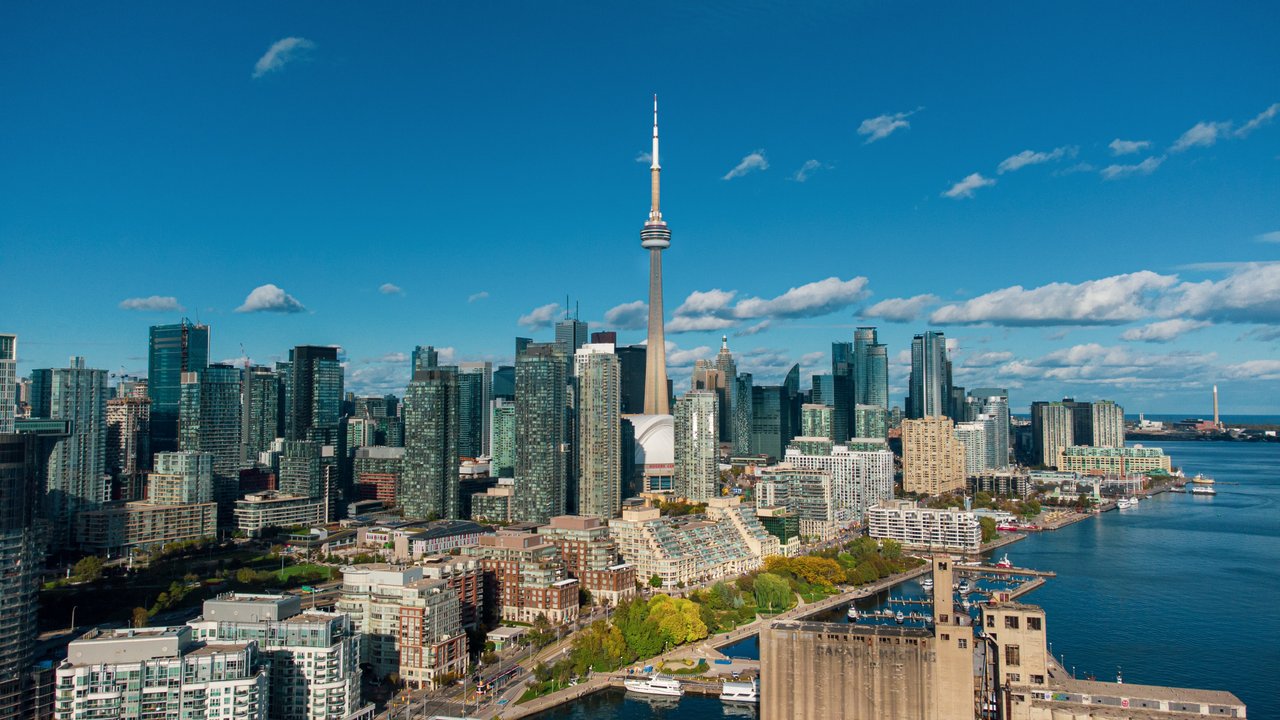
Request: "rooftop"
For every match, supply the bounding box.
[1052,676,1245,708]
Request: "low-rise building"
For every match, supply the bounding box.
[462,531,579,625]
[187,593,368,720]
[353,446,403,505]
[74,501,216,554]
[866,500,981,552]
[356,520,490,562]
[55,626,268,720]
[418,554,485,629]
[609,496,780,588]
[1056,445,1172,476]
[234,491,327,537]
[536,515,637,605]
[336,565,467,689]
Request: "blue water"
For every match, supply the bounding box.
[534,440,1278,719]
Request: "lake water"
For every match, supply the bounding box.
[532,440,1279,719]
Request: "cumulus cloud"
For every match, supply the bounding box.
[372,352,409,363]
[857,109,919,143]
[1120,319,1211,343]
[997,146,1076,174]
[1109,139,1151,156]
[635,151,652,164]
[667,343,713,368]
[860,294,940,323]
[792,159,825,182]
[930,271,1177,326]
[119,296,183,312]
[1164,262,1280,324]
[603,300,648,330]
[379,283,403,295]
[723,150,769,180]
[942,173,995,199]
[252,37,316,79]
[1100,155,1165,180]
[1234,102,1279,138]
[962,351,1014,368]
[1223,359,1280,381]
[235,284,307,313]
[1171,121,1232,152]
[735,320,771,337]
[669,277,870,333]
[468,291,490,303]
[517,303,562,330]
[1255,231,1280,244]
[668,314,739,333]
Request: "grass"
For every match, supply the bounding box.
[277,563,332,581]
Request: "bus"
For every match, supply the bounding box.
[475,666,519,695]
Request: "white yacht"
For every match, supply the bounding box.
[720,678,759,703]
[624,675,685,697]
[847,605,859,621]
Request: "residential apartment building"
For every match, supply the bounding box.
[866,500,981,552]
[901,416,966,496]
[462,531,580,625]
[537,515,637,605]
[418,555,485,629]
[234,491,327,537]
[756,467,840,541]
[783,441,894,521]
[75,500,217,554]
[1056,445,1172,476]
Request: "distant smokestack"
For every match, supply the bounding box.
[1213,385,1220,428]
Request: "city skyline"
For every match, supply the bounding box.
[4,3,1280,413]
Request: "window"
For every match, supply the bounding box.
[958,638,968,649]
[986,616,995,628]
[1028,617,1042,631]
[1030,674,1045,685]
[1005,645,1021,667]
[1007,673,1021,683]
[1004,616,1020,630]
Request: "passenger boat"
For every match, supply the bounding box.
[847,605,859,620]
[1188,484,1217,496]
[720,678,759,704]
[1117,497,1134,510]
[624,675,685,697]
[995,554,1013,569]
[920,577,934,592]
[958,579,972,595]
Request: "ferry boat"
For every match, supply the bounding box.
[1188,484,1217,496]
[1117,497,1135,510]
[1190,473,1215,486]
[624,675,684,697]
[995,554,1013,569]
[720,678,759,704]
[920,577,934,592]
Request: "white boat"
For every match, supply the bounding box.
[1188,484,1217,496]
[995,554,1013,569]
[958,579,972,595]
[895,611,905,624]
[847,605,859,620]
[720,678,758,704]
[624,675,684,697]
[1117,497,1134,510]
[920,577,934,592]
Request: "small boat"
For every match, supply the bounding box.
[1188,484,1217,496]
[958,579,972,595]
[720,678,758,704]
[1190,473,1215,485]
[1117,497,1134,510]
[962,598,972,611]
[624,675,684,697]
[895,611,905,624]
[920,577,934,592]
[995,554,1013,569]
[847,606,859,621]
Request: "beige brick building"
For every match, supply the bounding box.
[902,416,966,496]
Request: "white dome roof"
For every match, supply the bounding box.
[627,413,674,466]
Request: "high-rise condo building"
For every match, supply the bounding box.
[732,372,754,455]
[278,440,322,499]
[641,96,672,415]
[1031,401,1074,468]
[411,345,439,372]
[907,331,949,419]
[574,344,621,519]
[402,368,460,521]
[811,373,833,407]
[0,433,40,720]
[147,451,213,505]
[801,403,835,441]
[954,421,989,476]
[106,395,150,501]
[514,343,567,523]
[456,362,492,458]
[490,399,515,478]
[555,317,589,363]
[674,390,718,503]
[179,364,243,525]
[714,336,738,444]
[147,320,209,454]
[0,334,15,434]
[1091,399,1125,448]
[239,365,280,466]
[615,345,647,415]
[751,385,792,462]
[901,416,966,495]
[972,389,1010,469]
[284,345,343,445]
[854,404,889,441]
[830,342,854,442]
[31,357,108,545]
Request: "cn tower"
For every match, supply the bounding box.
[641,95,671,415]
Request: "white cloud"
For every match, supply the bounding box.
[668,315,739,333]
[792,159,824,182]
[857,109,919,143]
[373,352,409,363]
[997,146,1076,174]
[1109,139,1151,156]
[1223,359,1280,381]
[1120,319,1211,343]
[860,294,940,323]
[942,173,995,199]
[379,283,403,295]
[517,303,562,330]
[734,277,871,319]
[235,284,307,313]
[1100,155,1165,180]
[1234,102,1279,138]
[993,343,1218,387]
[468,291,490,303]
[252,37,316,79]
[603,300,648,330]
[1171,121,1232,152]
[667,344,713,369]
[1164,262,1280,324]
[930,271,1177,326]
[635,151,652,164]
[735,320,771,337]
[962,351,1013,368]
[723,150,769,180]
[119,296,183,312]
[1255,231,1280,244]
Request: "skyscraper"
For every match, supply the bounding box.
[179,364,243,526]
[148,320,209,454]
[286,345,343,444]
[810,374,833,407]
[0,433,39,720]
[514,343,567,523]
[457,362,492,458]
[411,345,439,372]
[239,365,280,465]
[1031,401,1074,468]
[674,390,718,503]
[1091,400,1125,448]
[714,336,738,445]
[147,451,214,505]
[555,316,589,362]
[36,358,109,544]
[902,416,966,495]
[752,385,792,461]
[641,96,671,415]
[616,345,647,415]
[972,389,1010,469]
[490,399,516,478]
[854,327,889,431]
[732,372,754,455]
[830,342,854,443]
[106,395,150,501]
[402,367,460,520]
[954,421,989,476]
[801,404,834,441]
[0,334,15,434]
[853,404,888,441]
[575,344,621,519]
[908,331,949,419]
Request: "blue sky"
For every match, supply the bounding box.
[3,2,1279,413]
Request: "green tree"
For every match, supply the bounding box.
[648,574,663,588]
[752,572,792,612]
[615,597,663,658]
[72,556,104,583]
[979,516,998,543]
[131,607,150,628]
[647,595,707,645]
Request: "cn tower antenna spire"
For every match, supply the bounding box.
[641,94,672,415]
